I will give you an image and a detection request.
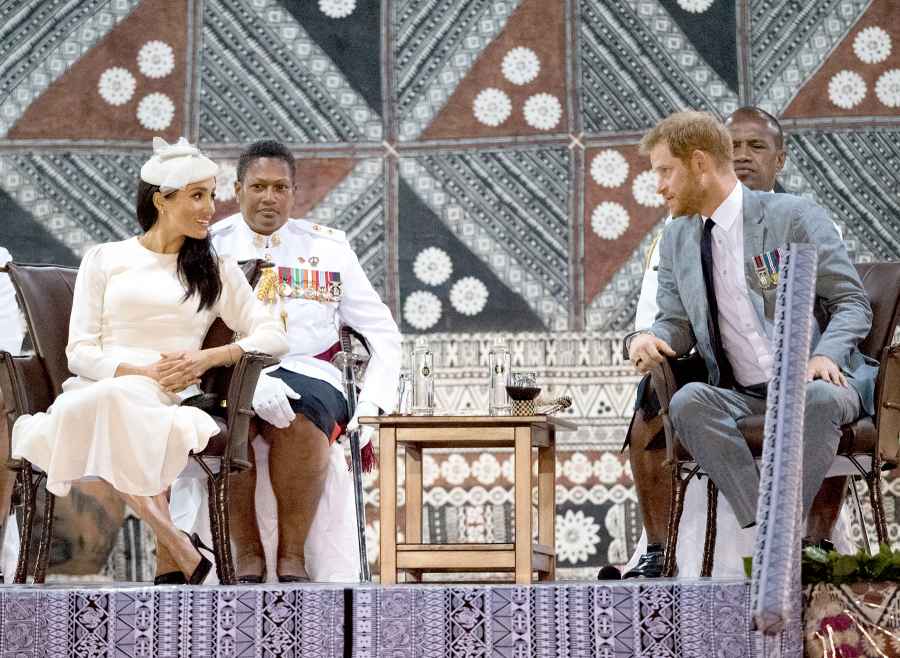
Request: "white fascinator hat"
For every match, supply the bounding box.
[139,137,219,193]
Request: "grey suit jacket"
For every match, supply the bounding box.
[650,185,878,415]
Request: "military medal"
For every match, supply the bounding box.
[275,266,342,302]
[753,248,782,290]
[309,256,319,267]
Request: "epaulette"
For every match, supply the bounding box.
[287,218,347,242]
[643,231,662,273]
[209,213,241,236]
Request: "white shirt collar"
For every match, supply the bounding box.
[708,181,742,231]
[238,218,285,246]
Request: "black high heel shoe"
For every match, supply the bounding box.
[154,571,187,585]
[186,532,213,585]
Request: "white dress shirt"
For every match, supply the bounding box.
[706,183,772,386]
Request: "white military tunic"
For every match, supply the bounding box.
[0,246,25,582]
[0,247,25,355]
[169,214,402,582]
[210,215,401,413]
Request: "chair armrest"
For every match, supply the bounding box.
[649,353,708,464]
[220,351,279,462]
[0,352,52,432]
[649,358,681,465]
[0,352,53,471]
[875,343,900,466]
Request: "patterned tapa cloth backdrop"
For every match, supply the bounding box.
[1,0,899,580]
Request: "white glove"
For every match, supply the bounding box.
[346,400,378,448]
[252,373,300,428]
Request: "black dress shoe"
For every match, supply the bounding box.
[623,543,665,579]
[154,571,187,585]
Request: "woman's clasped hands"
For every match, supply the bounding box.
[147,351,212,393]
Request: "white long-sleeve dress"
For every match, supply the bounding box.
[11,237,288,498]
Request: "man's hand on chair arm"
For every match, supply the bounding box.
[628,333,676,375]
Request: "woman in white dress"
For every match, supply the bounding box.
[11,138,288,584]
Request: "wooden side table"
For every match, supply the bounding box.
[359,415,576,584]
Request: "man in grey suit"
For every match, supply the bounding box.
[628,111,876,533]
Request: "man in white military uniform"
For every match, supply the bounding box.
[0,246,26,580]
[208,140,401,582]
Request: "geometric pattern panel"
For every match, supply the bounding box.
[750,0,871,116]
[0,0,142,138]
[6,0,190,142]
[780,0,900,119]
[582,143,670,331]
[419,0,569,141]
[580,0,739,132]
[398,149,570,332]
[393,0,523,141]
[0,586,346,657]
[0,153,143,258]
[0,582,800,657]
[784,130,900,263]
[200,0,382,143]
[2,0,899,583]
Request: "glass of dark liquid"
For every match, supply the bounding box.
[506,372,540,416]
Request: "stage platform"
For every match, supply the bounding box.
[0,578,801,657]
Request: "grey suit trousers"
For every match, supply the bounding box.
[670,379,861,529]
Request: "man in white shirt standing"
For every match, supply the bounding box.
[622,109,863,578]
[206,141,401,583]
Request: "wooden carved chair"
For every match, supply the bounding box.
[650,261,900,577]
[0,260,275,584]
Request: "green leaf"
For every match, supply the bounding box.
[803,546,829,564]
[832,555,858,579]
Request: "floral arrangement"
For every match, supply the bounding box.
[803,544,900,657]
[802,543,900,585]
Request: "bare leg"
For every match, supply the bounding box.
[152,489,181,578]
[228,440,265,579]
[116,491,200,578]
[155,540,181,576]
[264,414,330,580]
[628,408,669,544]
[807,476,848,542]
